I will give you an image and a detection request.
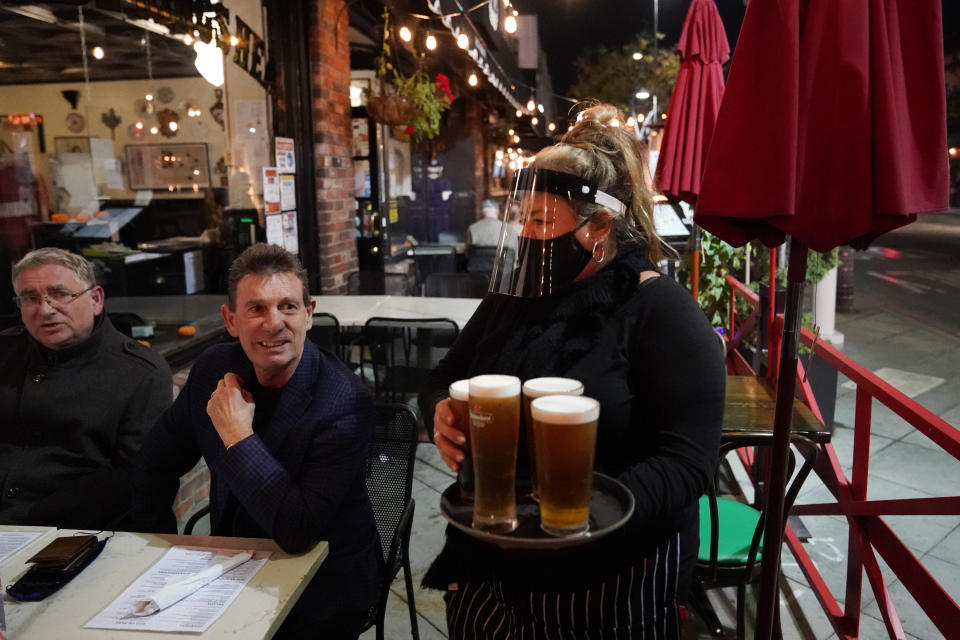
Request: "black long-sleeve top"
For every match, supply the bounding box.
[419,245,726,590]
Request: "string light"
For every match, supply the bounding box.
[632,52,643,60]
[530,116,538,126]
[149,125,159,134]
[636,90,650,100]
[183,34,194,46]
[168,121,178,131]
[425,31,437,50]
[547,122,555,131]
[537,103,544,113]
[92,46,104,59]
[626,116,636,128]
[515,109,523,117]
[457,33,469,49]
[504,14,517,33]
[609,118,620,127]
[513,134,520,143]
[468,72,478,86]
[399,26,412,42]
[526,98,536,112]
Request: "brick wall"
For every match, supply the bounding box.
[310,0,357,294]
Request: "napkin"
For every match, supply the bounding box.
[130,551,253,616]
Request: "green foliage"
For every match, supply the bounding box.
[568,36,680,113]
[805,248,841,284]
[684,230,743,327]
[372,7,451,142]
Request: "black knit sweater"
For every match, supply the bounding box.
[418,244,726,592]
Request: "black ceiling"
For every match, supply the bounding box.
[0,3,198,85]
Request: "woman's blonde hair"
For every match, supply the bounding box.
[532,102,668,264]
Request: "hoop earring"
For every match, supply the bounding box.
[592,241,605,264]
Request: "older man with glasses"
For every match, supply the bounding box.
[0,247,171,529]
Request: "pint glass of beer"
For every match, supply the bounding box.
[448,379,473,501]
[522,377,584,499]
[531,395,600,536]
[469,374,522,533]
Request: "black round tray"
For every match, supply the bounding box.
[440,472,635,550]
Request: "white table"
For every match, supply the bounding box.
[314,295,482,330]
[1,530,328,640]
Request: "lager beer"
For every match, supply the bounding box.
[522,377,583,499]
[469,374,522,533]
[531,395,599,536]
[448,379,473,501]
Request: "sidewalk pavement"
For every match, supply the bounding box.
[363,305,960,640]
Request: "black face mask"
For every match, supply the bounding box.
[513,229,593,297]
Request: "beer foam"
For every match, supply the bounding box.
[531,395,600,424]
[522,377,583,398]
[449,379,470,401]
[469,374,521,398]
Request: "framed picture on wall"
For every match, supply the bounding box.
[125,142,211,190]
[54,136,91,154]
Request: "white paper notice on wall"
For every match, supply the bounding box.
[275,137,295,173]
[263,167,281,214]
[280,174,296,211]
[282,212,299,254]
[265,213,283,248]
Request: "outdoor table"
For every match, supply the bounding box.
[722,375,831,444]
[1,530,328,640]
[313,294,482,330]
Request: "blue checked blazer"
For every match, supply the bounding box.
[132,339,379,622]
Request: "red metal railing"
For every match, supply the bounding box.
[722,273,960,639]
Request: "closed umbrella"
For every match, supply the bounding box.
[655,0,729,205]
[694,0,948,637]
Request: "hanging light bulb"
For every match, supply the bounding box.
[168,121,178,131]
[626,116,636,128]
[508,129,515,136]
[468,72,478,87]
[537,103,544,113]
[547,122,556,132]
[609,118,620,128]
[531,116,538,126]
[92,46,105,60]
[513,135,520,143]
[632,52,643,61]
[504,14,517,34]
[457,33,469,49]
[526,98,536,112]
[425,32,437,50]
[229,35,240,47]
[399,26,412,42]
[183,34,194,46]
[149,125,159,134]
[515,109,522,118]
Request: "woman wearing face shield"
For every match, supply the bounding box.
[419,103,726,639]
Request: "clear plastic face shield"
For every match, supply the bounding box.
[489,168,627,297]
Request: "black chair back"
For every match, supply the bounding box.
[424,272,489,298]
[306,312,341,359]
[363,316,459,402]
[348,271,417,296]
[407,245,457,293]
[361,402,421,640]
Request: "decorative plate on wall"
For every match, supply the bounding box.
[157,86,175,104]
[65,111,86,133]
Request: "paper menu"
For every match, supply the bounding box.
[84,546,269,633]
[0,531,48,565]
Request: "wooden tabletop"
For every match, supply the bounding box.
[723,376,832,444]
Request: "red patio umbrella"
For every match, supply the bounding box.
[654,0,729,302]
[694,0,948,637]
[655,0,729,206]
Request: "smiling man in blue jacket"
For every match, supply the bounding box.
[133,243,379,640]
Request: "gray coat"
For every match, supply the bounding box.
[0,315,172,528]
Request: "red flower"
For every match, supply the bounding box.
[404,125,414,134]
[435,73,455,103]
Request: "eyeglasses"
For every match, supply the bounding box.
[13,284,96,310]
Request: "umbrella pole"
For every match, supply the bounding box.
[691,225,701,301]
[755,238,808,639]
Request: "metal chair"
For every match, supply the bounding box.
[424,272,489,298]
[360,402,421,640]
[362,317,459,402]
[348,271,417,296]
[306,311,342,360]
[691,434,819,640]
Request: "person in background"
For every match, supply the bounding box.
[466,199,504,248]
[0,247,171,529]
[420,103,726,639]
[132,243,379,640]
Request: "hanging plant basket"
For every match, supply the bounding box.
[367,94,418,126]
